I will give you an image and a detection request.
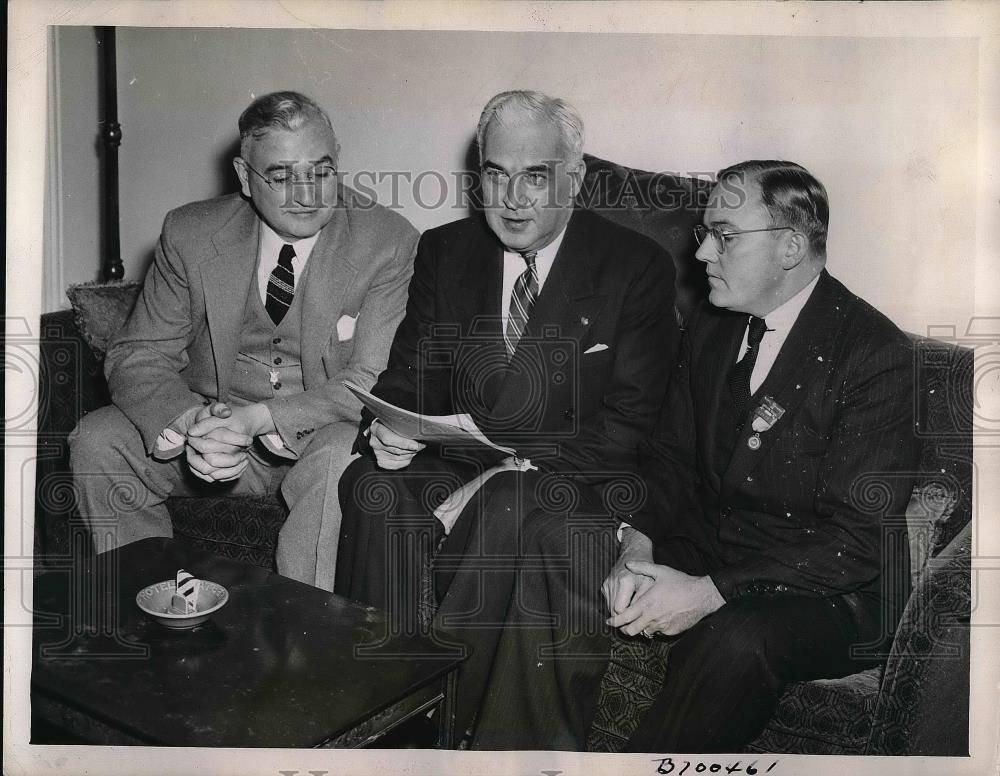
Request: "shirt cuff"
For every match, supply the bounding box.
[616,521,633,543]
[260,432,286,452]
[153,427,185,461]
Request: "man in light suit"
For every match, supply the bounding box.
[70,91,418,591]
[334,90,679,744]
[469,160,920,751]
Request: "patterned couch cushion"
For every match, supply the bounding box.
[66,281,142,356]
[167,495,287,570]
[747,669,882,755]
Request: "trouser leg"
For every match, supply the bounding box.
[433,470,609,745]
[469,503,618,750]
[624,595,862,753]
[69,405,182,552]
[335,450,475,616]
[70,404,287,554]
[276,420,359,591]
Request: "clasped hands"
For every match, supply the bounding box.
[180,402,274,483]
[602,527,726,639]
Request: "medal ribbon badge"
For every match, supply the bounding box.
[747,396,785,450]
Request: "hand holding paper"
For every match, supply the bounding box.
[370,419,426,470]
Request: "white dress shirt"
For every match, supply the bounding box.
[740,273,821,394]
[500,226,567,326]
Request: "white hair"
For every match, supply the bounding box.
[476,90,585,163]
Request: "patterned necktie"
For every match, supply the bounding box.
[504,251,539,359]
[728,316,768,422]
[265,243,296,325]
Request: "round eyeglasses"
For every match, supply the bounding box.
[693,225,793,254]
[243,161,338,191]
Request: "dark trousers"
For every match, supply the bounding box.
[336,450,617,748]
[624,594,867,752]
[337,455,883,751]
[620,537,883,753]
[335,451,472,624]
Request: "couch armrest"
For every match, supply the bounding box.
[867,519,971,755]
[38,309,110,437]
[36,310,110,561]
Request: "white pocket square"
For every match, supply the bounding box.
[584,343,609,354]
[336,314,357,342]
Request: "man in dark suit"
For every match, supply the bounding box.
[479,160,919,751]
[334,90,679,744]
[70,92,418,591]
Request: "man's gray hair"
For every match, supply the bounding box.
[476,90,585,163]
[238,91,336,157]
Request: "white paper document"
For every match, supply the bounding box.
[343,379,517,456]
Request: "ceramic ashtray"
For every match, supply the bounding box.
[136,569,228,629]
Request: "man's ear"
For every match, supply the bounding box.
[233,157,252,198]
[567,157,585,200]
[781,230,809,270]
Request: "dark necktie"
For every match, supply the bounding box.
[504,251,538,359]
[728,316,768,422]
[265,243,296,325]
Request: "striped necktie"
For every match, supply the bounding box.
[504,251,538,359]
[728,316,768,423]
[265,243,296,325]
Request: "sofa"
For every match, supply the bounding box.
[33,155,972,755]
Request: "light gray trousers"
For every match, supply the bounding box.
[69,404,358,591]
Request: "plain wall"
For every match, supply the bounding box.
[45,26,104,301]
[50,27,978,335]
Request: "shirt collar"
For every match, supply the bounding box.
[258,220,322,264]
[759,273,821,335]
[502,223,569,286]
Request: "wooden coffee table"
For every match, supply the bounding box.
[31,538,464,748]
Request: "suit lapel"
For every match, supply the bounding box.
[203,202,259,400]
[440,220,506,413]
[721,270,843,495]
[445,220,504,329]
[299,196,358,386]
[693,308,746,490]
[486,210,607,429]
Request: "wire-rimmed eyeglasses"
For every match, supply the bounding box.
[693,225,793,254]
[243,161,338,191]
